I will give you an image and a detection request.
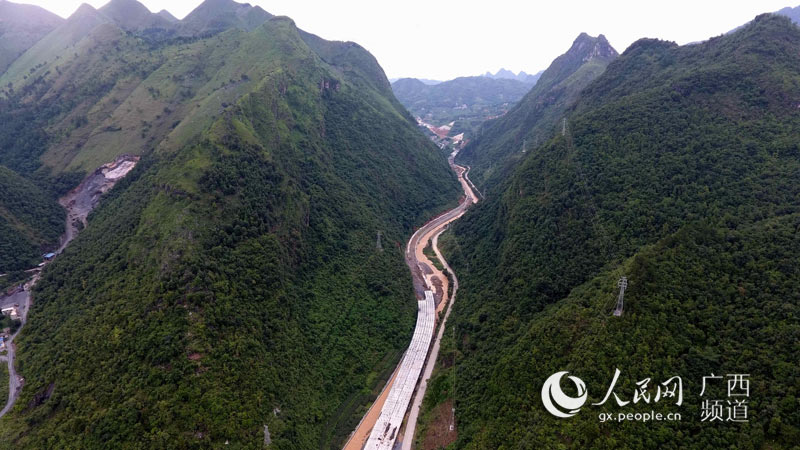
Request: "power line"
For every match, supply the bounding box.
[562,118,630,318]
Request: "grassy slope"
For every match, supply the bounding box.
[0,16,460,449]
[0,6,295,270]
[0,0,63,73]
[425,14,800,449]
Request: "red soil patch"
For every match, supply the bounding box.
[421,398,457,449]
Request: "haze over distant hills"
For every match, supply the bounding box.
[391,75,534,142]
[776,4,800,22]
[0,0,63,72]
[460,32,618,190]
[483,67,543,84]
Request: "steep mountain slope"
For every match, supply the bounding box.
[0,0,286,273]
[0,9,460,450]
[0,4,112,97]
[0,4,174,177]
[180,0,273,36]
[0,0,287,275]
[0,0,63,73]
[0,165,64,272]
[98,0,173,32]
[421,14,800,449]
[459,33,617,191]
[156,9,179,23]
[392,76,533,139]
[0,0,276,177]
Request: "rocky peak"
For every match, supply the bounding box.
[569,32,619,63]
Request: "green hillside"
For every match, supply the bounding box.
[0,7,460,450]
[458,33,618,192]
[0,0,63,73]
[98,0,173,32]
[179,0,273,36]
[0,0,287,274]
[0,165,64,272]
[421,14,800,449]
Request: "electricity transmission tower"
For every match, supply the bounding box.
[613,277,627,316]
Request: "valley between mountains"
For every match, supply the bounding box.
[0,1,799,449]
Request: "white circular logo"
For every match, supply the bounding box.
[541,371,588,418]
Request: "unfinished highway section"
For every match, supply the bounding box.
[352,149,477,449]
[365,291,435,448]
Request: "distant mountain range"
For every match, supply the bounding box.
[0,0,275,47]
[391,75,534,141]
[483,68,544,84]
[389,77,442,85]
[727,4,799,34]
[776,4,800,22]
[389,68,542,87]
[460,32,618,190]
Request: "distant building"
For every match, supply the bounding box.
[0,336,5,350]
[43,252,56,260]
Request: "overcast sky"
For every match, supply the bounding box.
[18,0,795,80]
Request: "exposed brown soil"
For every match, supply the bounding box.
[58,154,140,253]
[421,399,457,450]
[343,363,401,450]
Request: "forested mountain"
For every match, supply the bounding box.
[420,14,800,448]
[459,32,618,191]
[393,76,531,113]
[0,166,64,272]
[0,0,63,73]
[392,76,533,138]
[0,1,460,447]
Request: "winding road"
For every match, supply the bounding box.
[0,155,138,420]
[0,288,32,418]
[346,149,477,449]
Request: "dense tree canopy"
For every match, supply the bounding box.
[420,14,800,449]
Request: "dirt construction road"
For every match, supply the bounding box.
[347,149,477,449]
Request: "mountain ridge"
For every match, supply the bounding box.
[484,68,543,84]
[0,0,64,73]
[0,7,461,448]
[418,14,800,448]
[458,32,618,191]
